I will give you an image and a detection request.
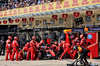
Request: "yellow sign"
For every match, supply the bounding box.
[63,29,72,33]
[0,0,100,18]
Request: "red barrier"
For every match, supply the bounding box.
[87,32,98,58]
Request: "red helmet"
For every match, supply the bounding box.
[36,42,38,44]
[63,41,66,43]
[7,40,11,44]
[8,36,12,40]
[59,43,62,47]
[25,42,30,47]
[76,43,80,46]
[52,44,56,47]
[55,41,58,44]
[14,36,18,40]
[32,36,36,40]
[40,40,44,43]
[80,35,83,38]
[75,38,79,41]
[61,41,64,43]
[70,35,74,39]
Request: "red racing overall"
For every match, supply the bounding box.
[80,38,85,47]
[27,40,36,60]
[18,42,30,60]
[59,43,73,60]
[12,39,19,61]
[5,40,12,61]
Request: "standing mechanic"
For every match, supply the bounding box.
[5,40,12,61]
[11,36,19,61]
[27,36,36,60]
[5,36,12,60]
[80,34,86,47]
[0,37,5,55]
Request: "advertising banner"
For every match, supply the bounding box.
[0,0,99,18]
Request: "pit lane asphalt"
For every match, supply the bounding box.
[0,56,100,66]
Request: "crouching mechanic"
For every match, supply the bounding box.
[36,40,45,60]
[74,45,89,65]
[56,43,64,58]
[51,41,58,54]
[18,42,30,60]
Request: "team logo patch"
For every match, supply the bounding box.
[87,34,92,39]
[67,36,69,38]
